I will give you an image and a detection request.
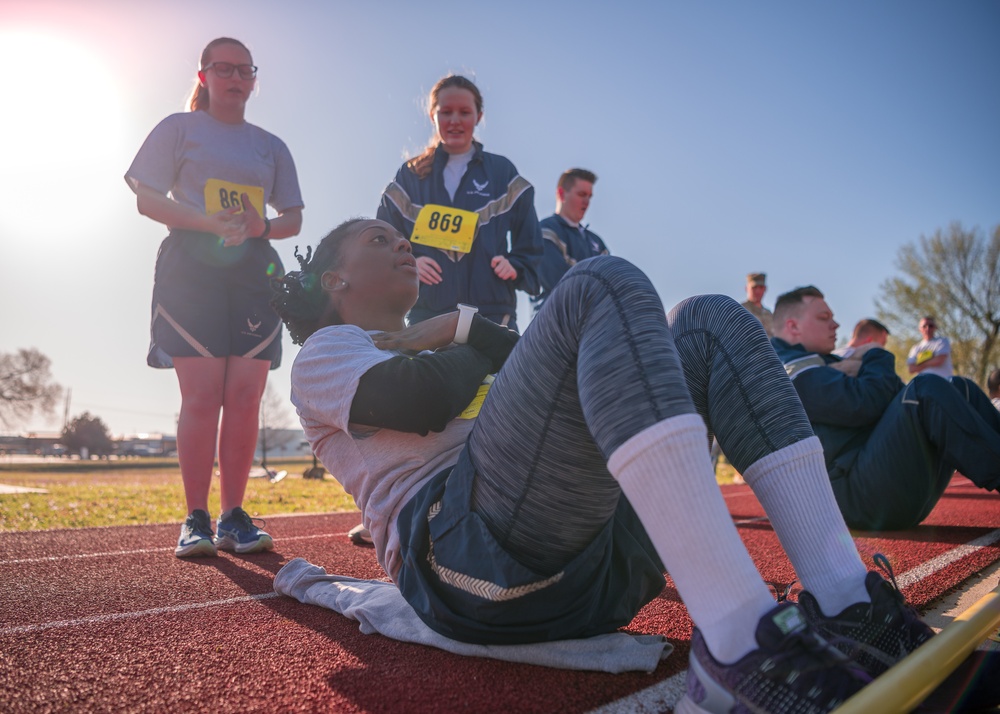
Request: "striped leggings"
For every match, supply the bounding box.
[467,256,814,574]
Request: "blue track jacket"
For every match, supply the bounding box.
[530,214,610,314]
[771,337,904,474]
[377,143,542,326]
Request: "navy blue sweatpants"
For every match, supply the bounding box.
[833,373,1000,530]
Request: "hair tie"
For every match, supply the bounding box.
[293,245,313,272]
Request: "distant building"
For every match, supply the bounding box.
[117,433,177,457]
[0,432,65,456]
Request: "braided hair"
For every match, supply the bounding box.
[270,218,366,345]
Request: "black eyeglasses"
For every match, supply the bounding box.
[204,62,258,79]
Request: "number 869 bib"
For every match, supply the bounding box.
[410,205,479,253]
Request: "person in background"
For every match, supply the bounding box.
[272,218,941,713]
[741,272,773,337]
[126,37,303,557]
[530,168,609,315]
[832,319,890,359]
[988,368,1000,410]
[771,286,999,531]
[907,315,953,378]
[377,74,541,333]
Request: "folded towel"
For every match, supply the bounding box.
[274,557,671,673]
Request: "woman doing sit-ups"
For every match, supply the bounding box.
[271,218,933,714]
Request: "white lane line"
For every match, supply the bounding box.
[587,671,687,713]
[897,528,1000,589]
[0,532,348,566]
[0,593,281,636]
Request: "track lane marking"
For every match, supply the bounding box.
[587,671,686,713]
[897,528,1000,589]
[0,593,281,636]
[0,532,348,566]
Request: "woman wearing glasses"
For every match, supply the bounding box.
[125,37,303,558]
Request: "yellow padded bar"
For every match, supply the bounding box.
[834,584,1000,714]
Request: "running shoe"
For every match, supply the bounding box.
[216,506,274,554]
[174,509,217,558]
[798,561,934,678]
[676,602,870,714]
[348,523,373,546]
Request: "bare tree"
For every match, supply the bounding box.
[876,222,1000,386]
[0,348,63,430]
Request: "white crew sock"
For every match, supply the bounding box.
[741,436,869,616]
[608,414,776,664]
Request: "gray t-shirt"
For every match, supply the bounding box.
[291,325,474,580]
[125,110,303,220]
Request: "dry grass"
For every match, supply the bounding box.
[0,458,355,532]
[1,455,743,532]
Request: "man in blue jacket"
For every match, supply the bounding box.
[770,286,1000,530]
[530,168,609,315]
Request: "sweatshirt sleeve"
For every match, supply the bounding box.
[350,346,492,435]
[504,181,543,296]
[791,349,903,427]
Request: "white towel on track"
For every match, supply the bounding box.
[274,557,671,673]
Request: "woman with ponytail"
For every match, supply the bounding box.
[376,75,542,333]
[125,37,304,558]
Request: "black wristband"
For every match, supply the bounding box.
[256,216,271,240]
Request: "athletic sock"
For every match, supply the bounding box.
[608,414,776,664]
[741,436,869,616]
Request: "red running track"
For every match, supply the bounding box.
[0,476,997,713]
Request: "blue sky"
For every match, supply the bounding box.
[1,0,997,436]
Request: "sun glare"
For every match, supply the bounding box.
[0,29,125,242]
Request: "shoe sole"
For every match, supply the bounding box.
[676,653,738,714]
[348,525,373,545]
[216,533,274,554]
[174,539,217,558]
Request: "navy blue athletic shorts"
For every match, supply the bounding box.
[148,230,284,369]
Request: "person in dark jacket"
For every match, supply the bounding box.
[377,75,541,332]
[771,286,1000,530]
[530,168,609,315]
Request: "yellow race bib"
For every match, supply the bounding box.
[204,179,265,217]
[457,375,493,419]
[410,204,479,253]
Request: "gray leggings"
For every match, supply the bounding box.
[469,256,813,574]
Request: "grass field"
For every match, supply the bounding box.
[0,456,743,532]
[0,457,355,532]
